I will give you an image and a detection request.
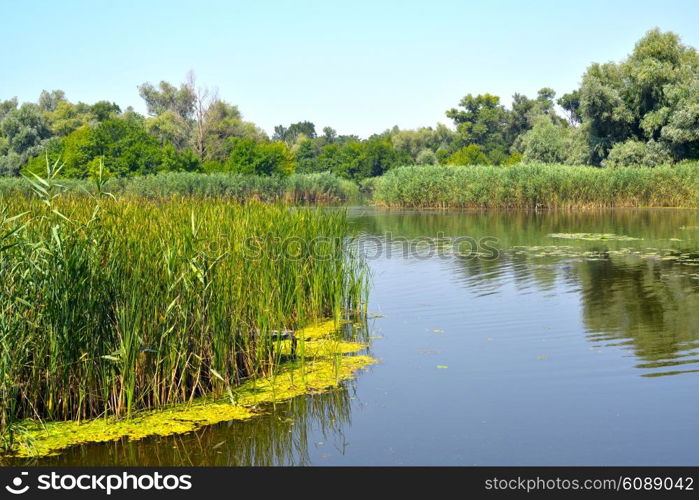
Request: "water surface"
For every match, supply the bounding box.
[18,208,699,466]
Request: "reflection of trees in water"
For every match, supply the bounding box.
[356,208,699,373]
[576,259,699,372]
[12,384,354,466]
[452,251,699,374]
[353,208,699,249]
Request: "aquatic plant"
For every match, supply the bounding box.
[0,175,367,442]
[0,171,358,204]
[3,320,374,458]
[372,163,699,209]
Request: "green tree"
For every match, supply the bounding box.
[138,80,195,119]
[0,103,51,174]
[577,29,699,163]
[202,100,266,162]
[415,149,437,165]
[602,138,673,167]
[445,144,490,165]
[32,118,200,177]
[225,139,296,176]
[446,93,508,155]
[273,121,317,144]
[558,90,582,125]
[507,88,563,143]
[519,117,568,163]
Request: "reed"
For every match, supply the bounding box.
[0,171,358,204]
[372,163,699,209]
[0,172,366,441]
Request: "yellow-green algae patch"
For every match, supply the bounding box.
[8,320,375,458]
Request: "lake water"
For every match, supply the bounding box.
[18,208,699,466]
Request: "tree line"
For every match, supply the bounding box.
[1,29,697,180]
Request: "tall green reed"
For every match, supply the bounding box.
[0,168,366,435]
[372,163,699,209]
[0,171,358,204]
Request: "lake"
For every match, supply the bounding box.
[17,207,699,466]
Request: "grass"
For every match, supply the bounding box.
[0,171,358,204]
[371,163,699,209]
[0,166,367,451]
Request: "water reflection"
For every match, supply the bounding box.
[9,385,355,466]
[352,207,699,378]
[576,259,699,376]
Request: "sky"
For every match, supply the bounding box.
[3,0,699,138]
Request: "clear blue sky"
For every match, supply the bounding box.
[3,0,699,137]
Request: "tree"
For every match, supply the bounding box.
[189,72,217,160]
[519,117,568,163]
[361,136,408,177]
[203,100,266,162]
[0,103,51,174]
[225,139,296,176]
[445,144,490,165]
[602,138,673,167]
[273,121,316,144]
[507,88,562,143]
[446,93,509,154]
[90,101,121,121]
[139,78,196,151]
[38,90,67,112]
[43,99,119,137]
[576,29,699,164]
[0,98,18,121]
[293,138,320,173]
[558,90,582,125]
[416,149,437,165]
[32,118,200,178]
[390,124,459,161]
[144,110,192,150]
[138,80,195,119]
[322,126,337,142]
[316,141,364,178]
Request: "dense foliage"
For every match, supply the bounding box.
[0,171,358,203]
[0,184,366,432]
[1,30,698,180]
[372,163,699,208]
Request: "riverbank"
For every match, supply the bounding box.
[370,163,699,209]
[4,163,699,209]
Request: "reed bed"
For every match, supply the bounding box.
[372,163,699,209]
[0,171,358,204]
[0,179,366,443]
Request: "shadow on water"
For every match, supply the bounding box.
[7,385,356,467]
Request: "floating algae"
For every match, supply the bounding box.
[510,243,699,268]
[547,233,642,242]
[6,320,375,458]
